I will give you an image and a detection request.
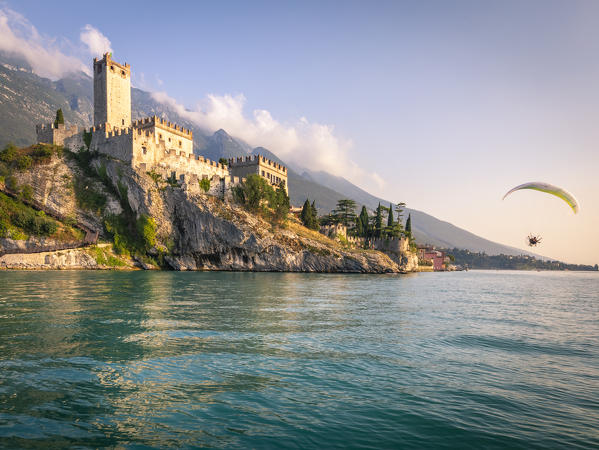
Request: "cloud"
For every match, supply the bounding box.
[151,91,384,189]
[0,6,88,79]
[80,24,112,57]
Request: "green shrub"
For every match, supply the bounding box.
[20,184,33,201]
[73,177,106,214]
[137,214,157,250]
[0,144,17,163]
[83,131,92,150]
[199,177,211,192]
[16,156,32,171]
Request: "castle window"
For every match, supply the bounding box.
[261,170,265,176]
[122,119,125,125]
[110,65,114,71]
[179,141,182,147]
[121,70,125,76]
[159,134,162,139]
[142,147,147,155]
[168,137,171,142]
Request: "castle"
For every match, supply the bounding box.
[37,53,287,194]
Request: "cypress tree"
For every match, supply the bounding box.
[300,199,312,228]
[387,202,394,232]
[310,201,319,229]
[359,206,369,237]
[405,213,412,234]
[374,203,383,238]
[54,108,64,127]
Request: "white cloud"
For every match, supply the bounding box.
[80,24,112,57]
[151,91,385,189]
[0,6,88,79]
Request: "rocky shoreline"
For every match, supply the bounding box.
[1,152,418,273]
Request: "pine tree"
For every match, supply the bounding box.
[405,213,412,235]
[54,108,64,127]
[333,199,357,227]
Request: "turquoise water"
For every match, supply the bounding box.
[0,271,597,449]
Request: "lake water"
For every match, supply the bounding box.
[0,270,597,449]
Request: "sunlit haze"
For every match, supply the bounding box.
[3,0,598,264]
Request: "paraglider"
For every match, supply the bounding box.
[502,182,579,214]
[527,234,542,247]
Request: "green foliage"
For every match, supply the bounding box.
[0,192,59,237]
[218,157,228,166]
[5,175,18,191]
[357,206,369,238]
[17,155,32,171]
[137,214,157,249]
[235,174,274,212]
[374,203,383,238]
[387,203,394,228]
[270,182,290,223]
[300,198,319,229]
[447,248,597,271]
[147,170,163,187]
[20,184,33,201]
[90,246,127,267]
[0,143,18,163]
[234,175,290,223]
[54,108,64,127]
[332,199,357,227]
[73,177,106,214]
[199,177,211,193]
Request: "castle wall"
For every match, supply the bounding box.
[36,123,79,146]
[228,154,288,193]
[93,53,131,129]
[90,126,134,163]
[132,117,194,160]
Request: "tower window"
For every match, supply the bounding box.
[122,119,124,125]
[121,70,125,76]
[179,141,182,147]
[110,65,114,71]
[142,147,147,155]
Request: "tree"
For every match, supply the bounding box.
[387,203,394,228]
[271,182,290,223]
[374,203,383,238]
[218,158,228,166]
[311,201,319,229]
[405,213,412,237]
[54,109,64,127]
[235,174,273,212]
[358,205,369,237]
[300,198,314,228]
[333,199,357,228]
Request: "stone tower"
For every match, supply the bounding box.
[93,53,131,129]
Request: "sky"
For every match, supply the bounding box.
[1,0,598,265]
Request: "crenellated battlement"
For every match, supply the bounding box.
[228,154,287,173]
[133,115,193,139]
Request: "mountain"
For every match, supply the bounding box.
[0,52,540,257]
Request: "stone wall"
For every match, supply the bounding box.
[371,237,409,255]
[93,53,131,129]
[36,123,79,145]
[229,154,288,193]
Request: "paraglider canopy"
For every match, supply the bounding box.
[502,182,579,214]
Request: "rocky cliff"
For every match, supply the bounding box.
[2,149,416,273]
